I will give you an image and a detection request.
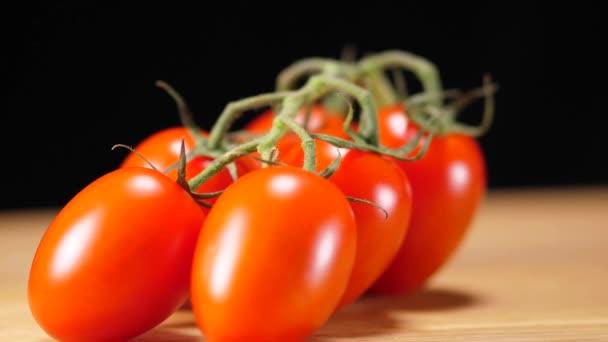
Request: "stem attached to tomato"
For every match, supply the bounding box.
[281,117,316,172]
[206,92,293,150]
[187,138,262,191]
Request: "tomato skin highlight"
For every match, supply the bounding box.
[191,166,357,342]
[121,126,248,208]
[329,151,413,308]
[28,168,206,342]
[371,105,486,294]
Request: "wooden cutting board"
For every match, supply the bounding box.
[1,187,607,341]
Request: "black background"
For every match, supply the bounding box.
[2,3,605,209]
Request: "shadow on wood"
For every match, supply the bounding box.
[312,286,478,340]
[133,327,203,342]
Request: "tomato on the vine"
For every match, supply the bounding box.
[120,126,248,206]
[329,150,413,308]
[28,167,206,342]
[282,129,413,308]
[371,104,486,294]
[190,166,356,341]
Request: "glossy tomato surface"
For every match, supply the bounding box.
[371,104,486,294]
[329,151,413,308]
[28,168,206,342]
[191,166,356,341]
[120,126,247,205]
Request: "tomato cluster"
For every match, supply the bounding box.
[27,50,494,341]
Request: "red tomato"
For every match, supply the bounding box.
[371,104,486,294]
[329,151,413,309]
[28,168,206,342]
[190,166,356,341]
[120,126,248,206]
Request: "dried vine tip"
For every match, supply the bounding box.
[346,196,389,219]
[111,144,160,172]
[176,138,191,192]
[340,44,357,62]
[318,147,343,178]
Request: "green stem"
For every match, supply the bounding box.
[155,80,206,144]
[445,74,496,137]
[190,75,377,189]
[188,138,261,190]
[257,92,308,161]
[275,58,355,91]
[358,50,443,107]
[364,70,398,107]
[390,68,409,101]
[318,76,379,146]
[206,92,292,150]
[281,117,316,172]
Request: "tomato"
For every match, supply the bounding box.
[190,166,356,341]
[370,104,486,294]
[283,132,413,308]
[329,151,412,309]
[280,127,350,172]
[120,126,248,206]
[28,168,206,342]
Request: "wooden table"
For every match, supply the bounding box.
[1,187,607,341]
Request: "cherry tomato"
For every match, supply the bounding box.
[371,104,486,294]
[120,126,248,206]
[329,151,413,309]
[28,168,206,342]
[190,166,356,341]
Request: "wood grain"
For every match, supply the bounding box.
[1,187,607,341]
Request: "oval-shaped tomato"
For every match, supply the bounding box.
[371,104,486,294]
[120,126,248,206]
[191,166,357,341]
[28,168,206,342]
[329,151,412,308]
